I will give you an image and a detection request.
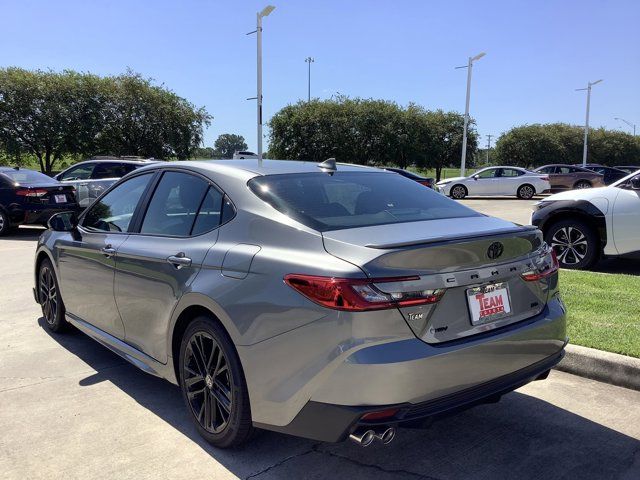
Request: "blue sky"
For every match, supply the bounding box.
[1,0,638,151]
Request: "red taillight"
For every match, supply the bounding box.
[522,248,559,281]
[284,274,444,311]
[361,408,400,421]
[418,180,432,187]
[16,188,48,197]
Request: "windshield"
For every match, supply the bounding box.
[611,169,640,188]
[249,172,479,232]
[0,169,55,185]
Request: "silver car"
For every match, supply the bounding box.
[34,159,567,448]
[55,158,156,207]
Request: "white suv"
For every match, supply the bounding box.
[531,170,640,269]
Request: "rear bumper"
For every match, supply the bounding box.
[11,204,79,226]
[252,296,567,442]
[257,348,564,442]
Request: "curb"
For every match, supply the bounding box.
[555,344,640,391]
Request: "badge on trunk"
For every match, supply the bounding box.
[487,241,504,260]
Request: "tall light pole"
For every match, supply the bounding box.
[456,52,486,177]
[615,117,636,136]
[576,79,603,167]
[305,57,314,102]
[486,134,493,164]
[248,5,275,163]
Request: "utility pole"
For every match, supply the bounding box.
[486,134,493,164]
[576,79,603,167]
[456,52,486,177]
[305,57,314,102]
[247,5,276,163]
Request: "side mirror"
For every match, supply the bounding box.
[630,176,640,190]
[472,175,479,180]
[48,211,78,232]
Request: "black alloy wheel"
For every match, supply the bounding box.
[38,259,68,332]
[183,331,233,434]
[179,316,253,448]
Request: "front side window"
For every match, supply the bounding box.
[476,168,498,178]
[249,172,479,231]
[83,173,153,232]
[59,164,94,181]
[140,172,209,236]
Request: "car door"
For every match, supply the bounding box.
[611,176,640,254]
[56,163,96,208]
[113,170,227,363]
[470,168,500,195]
[496,168,523,195]
[56,172,155,338]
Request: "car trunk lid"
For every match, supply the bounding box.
[322,216,555,343]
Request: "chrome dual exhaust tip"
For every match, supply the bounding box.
[349,426,396,446]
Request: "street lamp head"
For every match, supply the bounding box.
[590,79,603,86]
[259,5,276,17]
[305,57,314,63]
[471,52,486,62]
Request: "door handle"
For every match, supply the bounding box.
[101,246,116,258]
[167,253,192,269]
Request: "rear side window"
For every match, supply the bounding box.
[500,168,523,177]
[140,172,209,236]
[249,172,478,232]
[83,173,153,232]
[1,169,55,184]
[191,187,224,236]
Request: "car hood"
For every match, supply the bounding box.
[543,186,612,202]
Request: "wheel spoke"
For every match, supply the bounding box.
[185,375,204,389]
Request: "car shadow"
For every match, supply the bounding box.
[38,317,640,479]
[593,257,640,275]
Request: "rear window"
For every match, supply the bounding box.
[249,172,478,231]
[0,169,54,185]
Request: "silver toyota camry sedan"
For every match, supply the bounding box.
[33,159,567,448]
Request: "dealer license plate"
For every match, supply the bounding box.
[466,283,512,325]
[54,194,67,203]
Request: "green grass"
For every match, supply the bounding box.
[561,269,640,358]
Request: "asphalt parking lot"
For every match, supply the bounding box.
[1,220,640,479]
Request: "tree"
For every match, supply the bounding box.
[191,146,216,159]
[214,134,247,159]
[267,97,476,176]
[423,109,478,181]
[493,123,640,168]
[0,68,212,173]
[0,68,111,174]
[96,71,212,160]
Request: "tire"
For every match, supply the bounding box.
[450,184,467,199]
[179,316,253,448]
[517,184,535,199]
[574,180,592,189]
[544,219,599,270]
[0,210,11,236]
[38,258,69,332]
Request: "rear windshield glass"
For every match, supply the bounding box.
[0,169,54,185]
[249,172,479,231]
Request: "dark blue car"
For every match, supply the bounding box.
[0,167,78,236]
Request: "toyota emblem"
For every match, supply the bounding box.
[487,242,504,260]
